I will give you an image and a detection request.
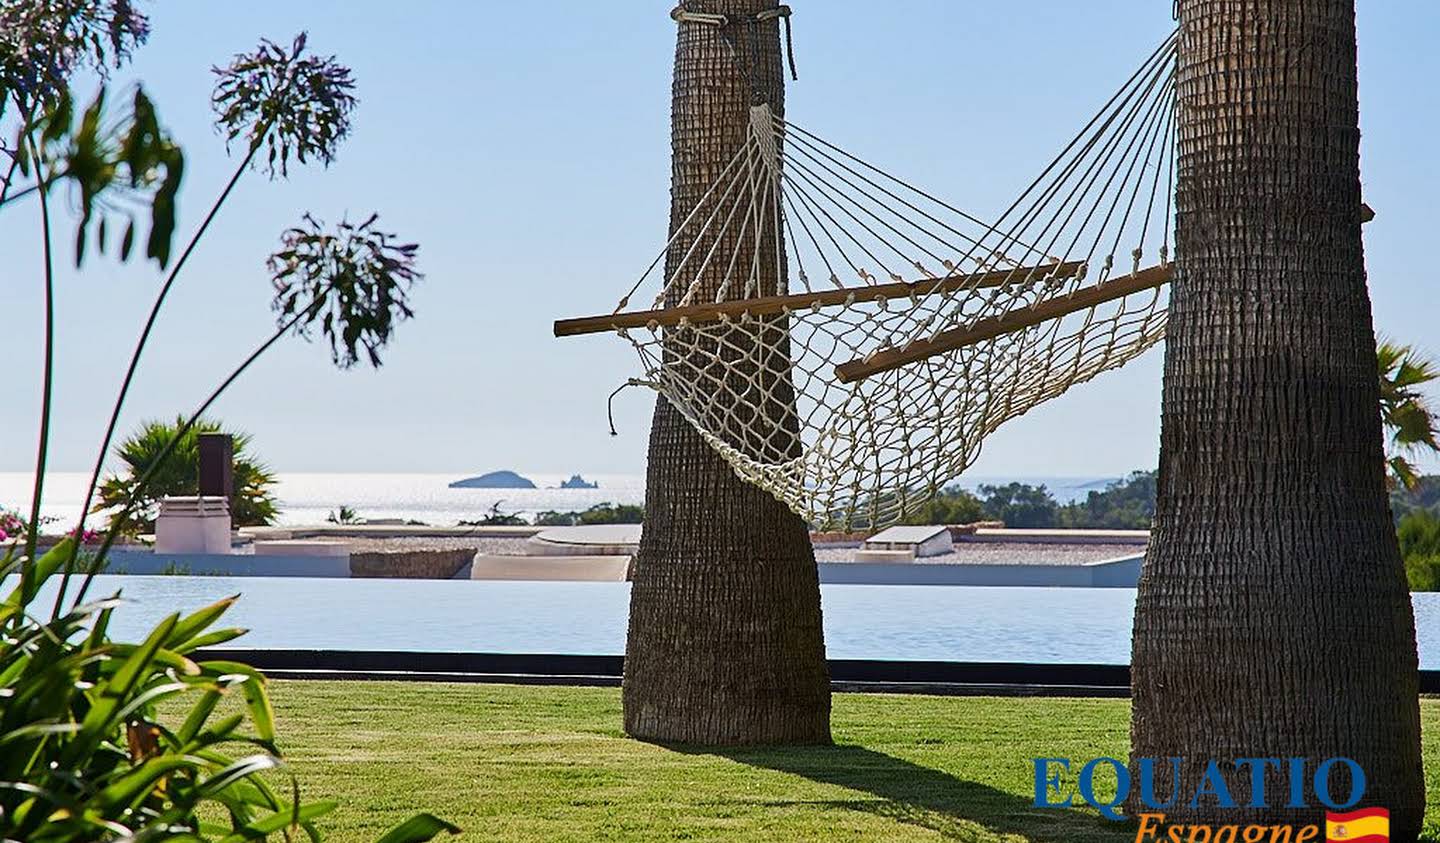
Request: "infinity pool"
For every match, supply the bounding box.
[22,576,1440,667]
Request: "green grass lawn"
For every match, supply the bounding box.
[265,681,1440,842]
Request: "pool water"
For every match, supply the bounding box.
[25,576,1440,667]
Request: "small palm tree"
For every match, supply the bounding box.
[1377,338,1440,490]
[96,416,278,532]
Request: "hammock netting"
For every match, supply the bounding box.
[561,31,1178,530]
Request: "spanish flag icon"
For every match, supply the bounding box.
[1326,807,1389,842]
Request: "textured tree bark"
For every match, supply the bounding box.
[1129,0,1424,836]
[622,0,831,745]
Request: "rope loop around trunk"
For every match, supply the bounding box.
[670,4,798,91]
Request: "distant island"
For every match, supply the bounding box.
[449,470,536,489]
[558,474,599,489]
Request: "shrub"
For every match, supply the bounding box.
[459,502,528,526]
[900,487,985,526]
[0,541,458,841]
[5,6,445,838]
[96,417,279,533]
[0,507,29,543]
[1058,470,1158,529]
[577,503,644,525]
[1397,510,1440,591]
[977,482,1059,528]
[531,504,645,526]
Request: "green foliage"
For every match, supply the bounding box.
[1397,510,1440,592]
[577,503,644,525]
[1378,339,1440,491]
[327,504,361,525]
[21,84,184,267]
[533,503,645,527]
[899,487,985,526]
[0,0,149,107]
[270,213,421,369]
[6,6,449,839]
[975,482,1058,529]
[459,503,529,527]
[0,543,460,841]
[0,506,33,543]
[95,417,279,533]
[1058,471,1157,530]
[211,32,357,179]
[899,474,1157,530]
[1392,475,1440,523]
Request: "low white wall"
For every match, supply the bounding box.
[818,554,1142,587]
[103,550,349,578]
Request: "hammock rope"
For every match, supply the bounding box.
[557,22,1179,530]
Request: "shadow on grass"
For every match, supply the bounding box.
[670,742,1129,842]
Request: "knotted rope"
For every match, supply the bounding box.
[671,4,799,87]
[585,26,1178,529]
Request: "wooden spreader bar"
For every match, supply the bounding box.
[553,260,1084,337]
[834,263,1173,384]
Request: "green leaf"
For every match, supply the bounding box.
[216,800,338,843]
[65,613,179,765]
[103,642,201,676]
[195,753,283,798]
[240,675,277,744]
[166,595,238,649]
[0,721,82,746]
[197,661,276,744]
[93,754,195,811]
[372,813,462,843]
[175,627,248,653]
[176,686,226,745]
[6,537,75,609]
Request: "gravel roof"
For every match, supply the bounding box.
[316,535,1141,567]
[814,541,1143,566]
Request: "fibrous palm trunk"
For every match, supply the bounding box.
[1130,0,1424,836]
[622,0,831,745]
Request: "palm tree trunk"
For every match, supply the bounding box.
[1130,0,1424,835]
[622,0,831,745]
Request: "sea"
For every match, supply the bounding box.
[0,471,1120,528]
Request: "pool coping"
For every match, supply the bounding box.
[196,648,1440,697]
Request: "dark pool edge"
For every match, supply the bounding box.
[196,650,1440,697]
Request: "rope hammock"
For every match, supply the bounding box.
[557,20,1179,530]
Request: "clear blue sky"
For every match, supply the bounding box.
[4,1,1437,477]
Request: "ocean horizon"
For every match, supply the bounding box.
[0,471,1124,528]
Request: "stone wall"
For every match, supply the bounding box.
[348,548,473,579]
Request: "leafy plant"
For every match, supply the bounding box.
[899,487,985,527]
[1397,510,1440,592]
[460,502,528,527]
[4,6,448,839]
[6,84,184,266]
[212,32,356,179]
[270,212,420,368]
[0,0,149,108]
[531,503,644,527]
[1058,470,1158,529]
[1,507,31,543]
[326,504,361,525]
[0,541,460,841]
[975,482,1059,529]
[1378,339,1440,491]
[95,417,279,533]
